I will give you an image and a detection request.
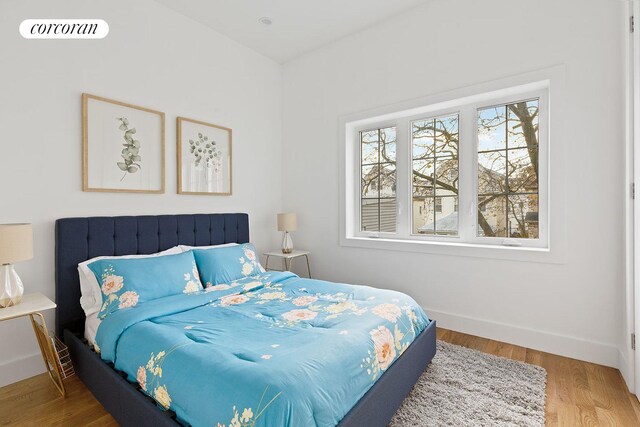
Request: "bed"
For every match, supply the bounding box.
[55,213,436,427]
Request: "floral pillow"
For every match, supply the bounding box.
[87,251,203,319]
[192,243,265,287]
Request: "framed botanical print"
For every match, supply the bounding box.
[82,93,165,193]
[177,117,232,195]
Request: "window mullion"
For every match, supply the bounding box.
[457,106,475,243]
[395,118,410,238]
[377,129,382,232]
[431,119,437,232]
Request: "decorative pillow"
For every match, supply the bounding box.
[87,251,203,319]
[78,246,182,317]
[192,243,265,287]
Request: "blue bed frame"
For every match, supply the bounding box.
[55,213,436,427]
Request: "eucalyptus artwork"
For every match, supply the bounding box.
[189,132,221,172]
[117,117,142,181]
[178,117,232,195]
[82,93,165,193]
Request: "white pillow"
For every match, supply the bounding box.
[78,246,182,317]
[85,311,101,348]
[178,243,238,251]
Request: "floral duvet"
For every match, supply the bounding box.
[95,271,430,427]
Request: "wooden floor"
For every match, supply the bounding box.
[1,328,639,426]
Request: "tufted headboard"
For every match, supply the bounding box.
[54,213,249,337]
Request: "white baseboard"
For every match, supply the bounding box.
[619,348,635,393]
[0,352,45,388]
[426,307,619,368]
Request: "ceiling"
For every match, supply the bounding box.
[153,0,430,63]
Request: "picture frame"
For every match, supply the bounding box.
[177,117,232,195]
[82,93,165,193]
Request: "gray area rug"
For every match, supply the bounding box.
[390,341,546,427]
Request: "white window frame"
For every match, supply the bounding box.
[407,110,461,240]
[340,67,566,263]
[355,120,400,238]
[469,91,549,249]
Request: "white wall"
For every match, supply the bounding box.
[283,0,627,372]
[0,0,283,386]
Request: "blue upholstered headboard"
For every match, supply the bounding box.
[54,213,250,337]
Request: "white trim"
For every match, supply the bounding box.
[0,351,44,388]
[340,66,567,263]
[427,307,619,368]
[621,348,634,393]
[632,0,640,396]
[620,0,636,394]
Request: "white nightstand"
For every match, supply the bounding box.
[263,250,311,278]
[0,293,66,396]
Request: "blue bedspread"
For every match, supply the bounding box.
[95,272,430,427]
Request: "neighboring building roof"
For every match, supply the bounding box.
[419,212,458,233]
[525,212,538,222]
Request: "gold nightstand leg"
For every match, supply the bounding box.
[304,254,311,278]
[29,313,66,397]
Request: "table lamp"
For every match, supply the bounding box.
[277,213,297,254]
[0,223,33,307]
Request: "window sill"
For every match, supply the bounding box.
[340,235,562,264]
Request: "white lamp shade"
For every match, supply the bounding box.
[277,213,297,232]
[0,223,33,264]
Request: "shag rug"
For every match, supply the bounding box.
[389,341,547,427]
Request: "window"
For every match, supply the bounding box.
[477,100,539,239]
[411,114,459,235]
[360,127,396,232]
[346,83,548,250]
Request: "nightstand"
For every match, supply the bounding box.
[263,250,311,278]
[0,293,66,396]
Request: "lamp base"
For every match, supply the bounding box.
[281,231,293,254]
[0,264,24,308]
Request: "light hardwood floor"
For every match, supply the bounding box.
[1,328,639,426]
